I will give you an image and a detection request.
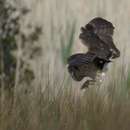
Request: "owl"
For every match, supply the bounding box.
[67,17,120,89]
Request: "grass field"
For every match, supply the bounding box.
[0,0,130,130]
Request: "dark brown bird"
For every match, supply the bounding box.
[67,17,120,89]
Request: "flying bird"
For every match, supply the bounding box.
[67,17,120,89]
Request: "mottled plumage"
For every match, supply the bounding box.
[79,17,120,59]
[68,52,110,87]
[67,17,120,89]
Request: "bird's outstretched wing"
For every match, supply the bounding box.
[79,17,120,59]
[89,17,120,58]
[89,17,114,36]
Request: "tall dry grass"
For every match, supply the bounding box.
[0,0,130,130]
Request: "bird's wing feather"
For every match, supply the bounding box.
[89,17,114,36]
[84,17,120,58]
[68,52,96,66]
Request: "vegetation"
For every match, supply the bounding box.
[0,0,130,130]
